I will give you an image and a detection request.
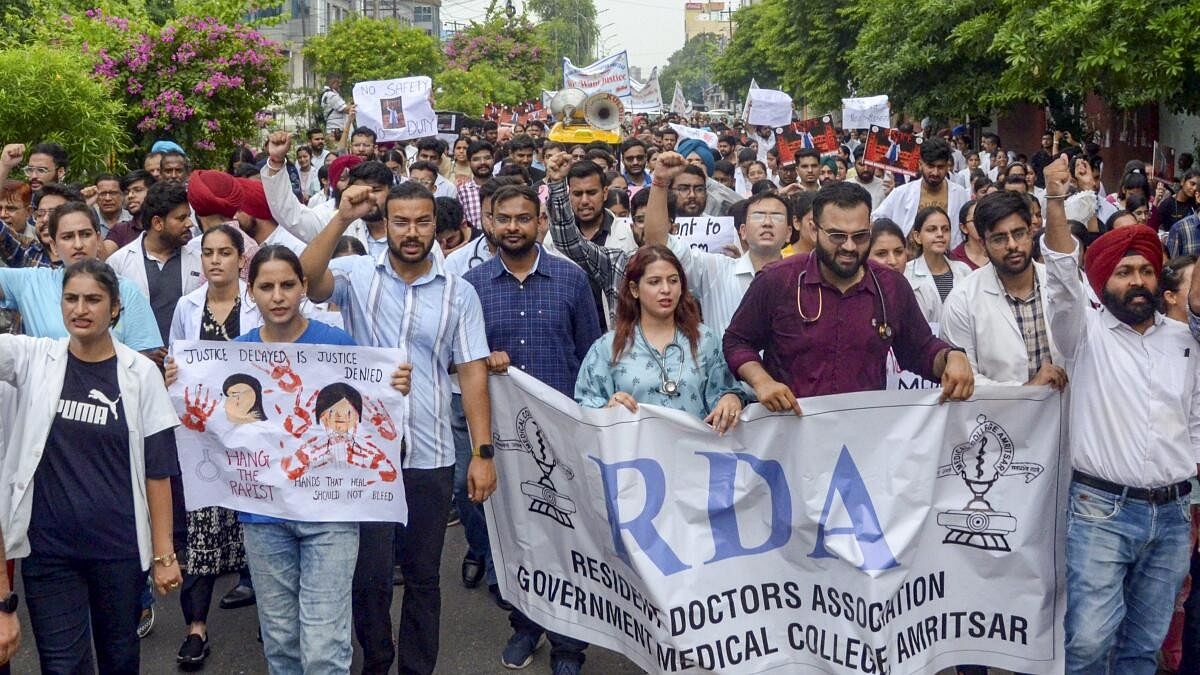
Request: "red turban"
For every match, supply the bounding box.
[235,178,274,221]
[187,170,243,218]
[329,155,363,191]
[1083,225,1164,299]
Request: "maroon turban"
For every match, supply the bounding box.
[1083,225,1164,299]
[187,170,243,218]
[329,155,364,192]
[235,178,274,221]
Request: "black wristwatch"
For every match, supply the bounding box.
[0,592,18,614]
[472,443,495,459]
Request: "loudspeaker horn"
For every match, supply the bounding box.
[549,88,588,122]
[583,93,624,131]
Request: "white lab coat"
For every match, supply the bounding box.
[0,336,179,569]
[904,255,973,326]
[107,233,205,298]
[939,263,1063,386]
[872,178,970,248]
[168,280,263,342]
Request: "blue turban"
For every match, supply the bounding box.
[675,138,714,177]
[151,139,186,156]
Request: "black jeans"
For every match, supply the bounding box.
[352,522,396,675]
[396,466,454,675]
[510,608,588,665]
[180,573,216,625]
[22,554,144,674]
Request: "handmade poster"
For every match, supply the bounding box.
[169,340,408,523]
[486,370,1067,674]
[743,88,793,127]
[776,114,840,165]
[670,82,690,116]
[352,76,436,142]
[614,215,737,253]
[885,324,940,391]
[863,125,922,177]
[842,95,891,130]
[563,52,632,98]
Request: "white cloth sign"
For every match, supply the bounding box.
[668,123,718,150]
[563,52,632,98]
[352,76,436,142]
[670,81,689,115]
[842,95,891,130]
[169,340,408,523]
[486,370,1067,674]
[744,88,793,127]
[885,324,941,391]
[630,68,663,113]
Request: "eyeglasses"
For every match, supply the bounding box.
[817,226,871,246]
[96,190,122,199]
[35,208,56,219]
[747,212,788,225]
[23,166,52,177]
[672,184,706,196]
[493,214,536,226]
[985,228,1030,247]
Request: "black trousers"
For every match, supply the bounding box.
[353,466,454,675]
[22,554,144,674]
[180,573,217,625]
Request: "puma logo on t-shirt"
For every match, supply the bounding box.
[57,390,122,426]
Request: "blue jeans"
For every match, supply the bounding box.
[452,393,494,585]
[1065,480,1192,675]
[243,521,359,675]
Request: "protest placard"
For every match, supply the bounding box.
[563,52,632,98]
[863,125,922,177]
[668,123,719,150]
[775,114,840,165]
[744,88,793,127]
[613,215,736,253]
[842,95,890,130]
[485,370,1067,674]
[670,82,690,115]
[169,340,408,523]
[352,76,436,142]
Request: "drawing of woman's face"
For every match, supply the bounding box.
[319,398,359,433]
[224,383,259,423]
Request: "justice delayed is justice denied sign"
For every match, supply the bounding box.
[168,340,408,523]
[485,371,1067,674]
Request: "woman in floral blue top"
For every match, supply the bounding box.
[576,245,744,434]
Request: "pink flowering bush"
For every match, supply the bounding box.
[76,10,286,168]
[445,17,555,101]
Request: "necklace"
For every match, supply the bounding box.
[638,326,683,397]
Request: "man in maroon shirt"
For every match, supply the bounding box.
[723,181,975,412]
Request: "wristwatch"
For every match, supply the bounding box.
[0,592,18,614]
[472,443,495,459]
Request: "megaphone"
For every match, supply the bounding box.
[583,93,624,131]
[550,88,588,124]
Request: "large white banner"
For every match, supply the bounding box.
[169,340,408,523]
[668,123,717,149]
[563,52,632,98]
[630,68,664,113]
[486,371,1067,674]
[352,76,437,142]
[744,88,793,127]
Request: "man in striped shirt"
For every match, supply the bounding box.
[300,181,494,675]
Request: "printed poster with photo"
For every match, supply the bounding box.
[775,114,840,165]
[863,125,922,177]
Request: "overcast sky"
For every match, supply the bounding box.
[436,0,687,75]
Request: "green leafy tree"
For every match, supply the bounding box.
[304,15,443,86]
[445,15,556,100]
[765,0,856,112]
[659,33,724,105]
[712,2,780,97]
[526,0,599,66]
[435,64,526,115]
[0,45,128,175]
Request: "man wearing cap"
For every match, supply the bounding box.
[188,170,306,255]
[1042,153,1199,675]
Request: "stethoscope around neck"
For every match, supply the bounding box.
[795,264,894,341]
[468,236,488,269]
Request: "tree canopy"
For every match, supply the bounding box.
[660,34,724,106]
[304,16,443,86]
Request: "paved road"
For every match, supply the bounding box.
[8,524,644,674]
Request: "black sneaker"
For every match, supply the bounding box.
[177,633,210,669]
[136,606,155,639]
